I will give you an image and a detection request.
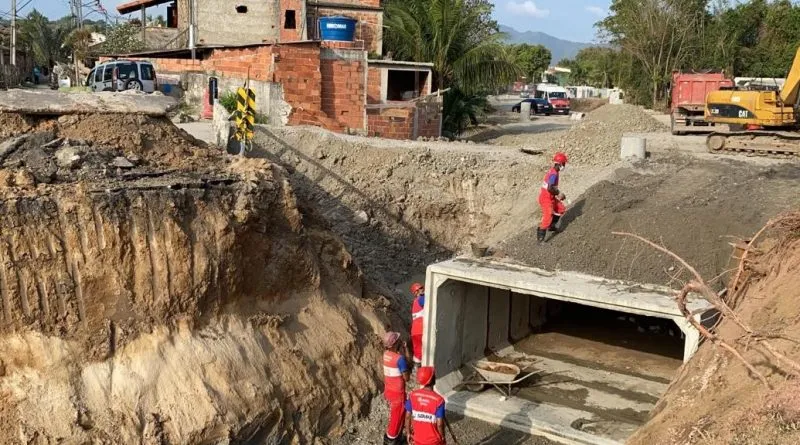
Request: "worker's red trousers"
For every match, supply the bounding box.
[411,334,423,364]
[539,196,566,230]
[386,399,405,439]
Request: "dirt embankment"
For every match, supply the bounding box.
[0,112,388,444]
[629,214,800,444]
[502,155,800,287]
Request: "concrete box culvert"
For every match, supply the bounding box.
[422,257,715,445]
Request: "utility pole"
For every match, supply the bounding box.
[10,0,17,66]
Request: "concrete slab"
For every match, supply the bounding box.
[0,90,178,116]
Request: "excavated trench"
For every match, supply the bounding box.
[0,107,388,444]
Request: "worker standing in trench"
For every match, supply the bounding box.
[537,152,569,243]
[382,332,412,444]
[410,283,425,366]
[405,366,447,445]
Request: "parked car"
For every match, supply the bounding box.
[511,98,552,115]
[519,91,530,98]
[86,60,158,93]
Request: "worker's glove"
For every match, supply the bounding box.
[558,192,566,201]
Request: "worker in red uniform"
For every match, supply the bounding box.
[537,152,569,243]
[405,366,446,445]
[410,283,425,365]
[382,331,412,445]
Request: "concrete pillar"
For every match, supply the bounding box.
[620,136,646,160]
[529,295,547,330]
[510,292,531,341]
[461,284,489,364]
[520,101,531,121]
[672,316,702,363]
[487,288,511,350]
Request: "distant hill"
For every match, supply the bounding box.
[500,25,595,63]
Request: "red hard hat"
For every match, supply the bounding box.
[553,152,568,165]
[410,282,424,294]
[417,366,435,386]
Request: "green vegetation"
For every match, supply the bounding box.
[558,0,800,107]
[508,43,552,84]
[384,0,519,136]
[219,91,239,114]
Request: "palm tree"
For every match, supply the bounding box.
[384,0,520,136]
[19,10,72,68]
[384,0,518,92]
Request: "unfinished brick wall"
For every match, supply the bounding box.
[367,65,381,104]
[317,8,382,54]
[279,0,305,42]
[321,49,366,131]
[367,107,414,139]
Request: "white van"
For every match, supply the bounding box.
[534,83,571,115]
[86,60,158,93]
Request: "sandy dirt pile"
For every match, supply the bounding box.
[501,155,800,287]
[628,213,800,444]
[0,111,388,444]
[486,104,667,166]
[252,125,610,297]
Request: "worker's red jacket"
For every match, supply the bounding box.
[538,167,560,202]
[411,295,425,337]
[406,388,446,445]
[382,350,408,403]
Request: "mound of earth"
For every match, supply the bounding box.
[629,212,800,444]
[0,110,388,444]
[501,155,800,287]
[481,104,667,167]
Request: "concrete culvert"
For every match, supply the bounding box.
[422,257,715,445]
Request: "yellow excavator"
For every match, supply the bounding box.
[704,47,800,155]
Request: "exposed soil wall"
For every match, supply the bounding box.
[628,215,800,444]
[0,112,387,444]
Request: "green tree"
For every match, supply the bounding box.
[100,23,146,54]
[599,0,707,107]
[18,10,72,67]
[510,44,551,83]
[384,0,520,135]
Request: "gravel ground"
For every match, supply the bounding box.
[331,396,555,445]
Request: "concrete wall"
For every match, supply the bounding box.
[196,0,280,46]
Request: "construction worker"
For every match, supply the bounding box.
[537,152,568,242]
[382,331,411,445]
[405,366,446,445]
[410,283,425,365]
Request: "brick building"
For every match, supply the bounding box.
[113,0,441,140]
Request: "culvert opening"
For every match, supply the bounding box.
[520,301,685,382]
[424,258,715,445]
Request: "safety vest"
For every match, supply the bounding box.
[539,167,559,201]
[383,351,406,402]
[411,295,424,336]
[408,388,446,445]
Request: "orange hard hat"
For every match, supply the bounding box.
[410,282,424,294]
[417,366,435,386]
[553,152,568,165]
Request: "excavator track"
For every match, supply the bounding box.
[706,131,800,157]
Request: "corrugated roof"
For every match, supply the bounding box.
[117,0,174,15]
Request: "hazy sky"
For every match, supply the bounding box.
[0,0,609,43]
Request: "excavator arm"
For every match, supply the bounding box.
[780,46,800,106]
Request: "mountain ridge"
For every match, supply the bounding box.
[500,25,596,63]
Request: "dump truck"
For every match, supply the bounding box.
[670,71,733,135]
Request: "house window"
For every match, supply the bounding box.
[285,10,296,29]
[387,70,429,101]
[236,5,248,13]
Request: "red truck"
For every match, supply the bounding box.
[670,71,733,135]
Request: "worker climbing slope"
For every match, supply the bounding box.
[405,367,447,445]
[537,152,569,242]
[382,332,412,445]
[410,283,425,365]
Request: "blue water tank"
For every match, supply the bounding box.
[319,16,357,42]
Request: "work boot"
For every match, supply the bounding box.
[383,434,401,445]
[549,215,562,233]
[536,228,547,243]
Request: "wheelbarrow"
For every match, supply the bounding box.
[456,360,541,397]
